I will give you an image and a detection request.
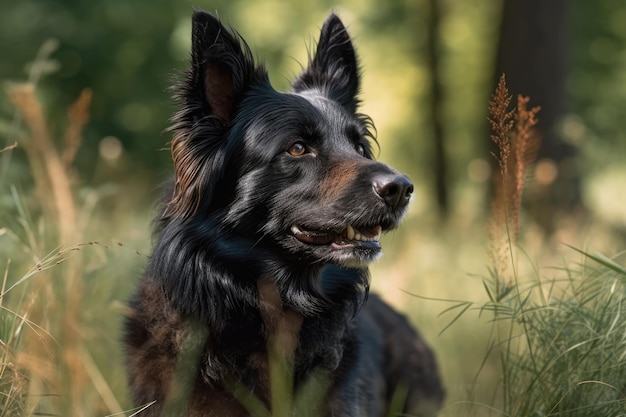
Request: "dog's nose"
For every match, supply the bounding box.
[374,174,414,209]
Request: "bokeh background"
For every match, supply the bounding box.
[1,0,626,415]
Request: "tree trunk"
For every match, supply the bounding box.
[494,0,581,233]
[427,0,448,217]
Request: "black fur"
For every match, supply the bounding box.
[124,10,444,417]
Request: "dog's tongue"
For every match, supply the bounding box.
[291,226,335,245]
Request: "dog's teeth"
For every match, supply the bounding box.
[346,225,355,240]
[373,225,382,241]
[291,225,303,234]
[295,224,382,243]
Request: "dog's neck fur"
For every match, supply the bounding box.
[257,275,304,362]
[150,213,367,318]
[147,218,364,375]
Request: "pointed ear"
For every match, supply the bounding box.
[187,10,260,124]
[292,13,360,113]
[165,11,266,220]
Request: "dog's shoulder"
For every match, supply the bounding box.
[358,294,445,415]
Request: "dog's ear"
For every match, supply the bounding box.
[166,11,267,220]
[188,10,259,124]
[293,14,360,113]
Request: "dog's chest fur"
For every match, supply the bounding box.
[125,277,357,416]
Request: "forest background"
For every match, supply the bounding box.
[1,0,625,415]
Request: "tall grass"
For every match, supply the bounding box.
[437,76,626,417]
[0,42,144,416]
[1,52,624,417]
[455,246,626,417]
[499,249,626,416]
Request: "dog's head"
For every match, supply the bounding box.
[165,11,413,269]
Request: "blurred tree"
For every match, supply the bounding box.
[0,0,238,183]
[493,0,582,233]
[427,0,448,218]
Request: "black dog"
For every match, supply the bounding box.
[124,10,444,416]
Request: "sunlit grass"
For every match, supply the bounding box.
[0,46,149,414]
[1,49,626,417]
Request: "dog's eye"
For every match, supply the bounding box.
[357,144,366,157]
[287,142,307,157]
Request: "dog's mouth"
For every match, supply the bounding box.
[290,224,382,248]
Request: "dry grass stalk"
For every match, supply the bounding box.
[4,83,99,415]
[511,95,541,243]
[0,142,18,154]
[488,74,515,178]
[6,83,78,244]
[63,88,92,168]
[487,74,541,284]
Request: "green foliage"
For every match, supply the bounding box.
[431,248,626,417]
[428,249,626,417]
[493,250,626,416]
[569,0,626,165]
